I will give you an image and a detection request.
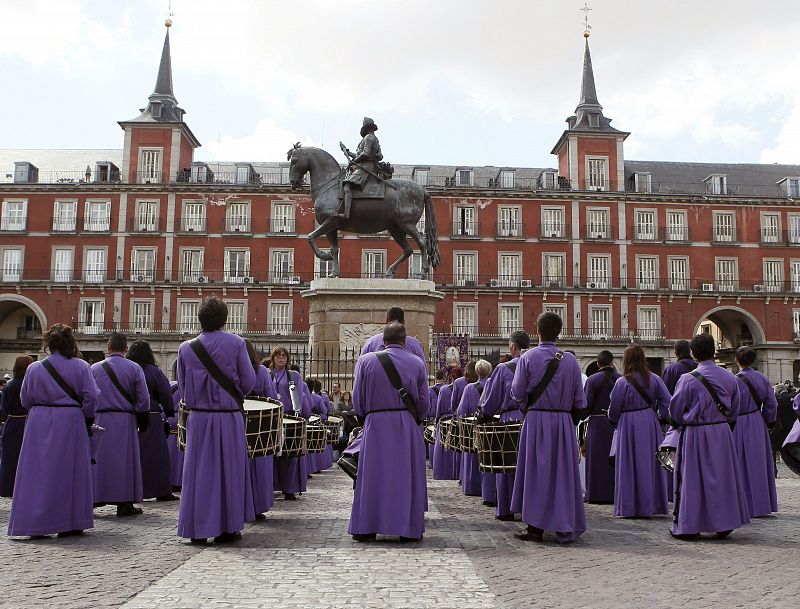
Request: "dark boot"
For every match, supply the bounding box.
[514,525,543,542]
[116,503,143,517]
[340,187,352,219]
[214,532,242,544]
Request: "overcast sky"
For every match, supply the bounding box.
[2,0,799,168]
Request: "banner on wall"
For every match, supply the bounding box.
[436,335,470,372]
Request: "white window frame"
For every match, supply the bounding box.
[586,156,609,191]
[587,254,611,289]
[138,147,163,184]
[713,211,736,243]
[497,252,522,287]
[761,212,781,244]
[498,304,522,336]
[588,305,612,339]
[542,253,565,288]
[225,300,247,335]
[666,209,688,242]
[53,199,77,231]
[83,247,107,283]
[457,169,473,187]
[408,252,425,279]
[135,199,159,232]
[542,207,565,238]
[177,300,200,334]
[454,251,478,287]
[634,209,657,241]
[271,201,296,233]
[270,248,295,283]
[793,310,800,337]
[715,257,738,292]
[586,207,610,239]
[413,168,429,187]
[362,250,387,279]
[130,299,155,333]
[497,205,522,237]
[637,306,660,340]
[181,200,206,232]
[268,300,293,335]
[314,255,335,280]
[706,174,728,195]
[763,259,783,293]
[634,172,651,193]
[789,214,800,244]
[783,177,800,198]
[543,304,567,326]
[52,246,74,282]
[636,255,659,290]
[791,259,800,294]
[499,170,515,189]
[84,200,111,232]
[454,205,477,236]
[668,256,690,291]
[131,247,157,282]
[1,247,23,283]
[453,302,478,335]
[1,199,28,231]
[226,201,251,233]
[179,247,205,282]
[225,248,251,283]
[79,298,105,334]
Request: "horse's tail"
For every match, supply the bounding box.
[423,190,441,269]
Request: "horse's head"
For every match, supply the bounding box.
[286,142,307,190]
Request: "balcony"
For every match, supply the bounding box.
[632,225,661,242]
[494,222,525,239]
[664,226,691,243]
[711,229,740,245]
[268,218,297,234]
[0,216,28,232]
[129,216,162,233]
[223,217,252,234]
[71,322,308,338]
[450,222,480,239]
[82,218,112,233]
[539,224,567,240]
[52,218,77,232]
[583,224,615,241]
[179,218,207,233]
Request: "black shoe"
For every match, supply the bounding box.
[670,530,700,541]
[483,501,497,507]
[284,493,297,501]
[190,538,208,545]
[352,533,376,542]
[255,513,267,521]
[116,503,143,517]
[716,530,733,539]
[172,485,182,492]
[307,474,314,479]
[156,494,179,502]
[496,514,515,521]
[214,532,242,544]
[514,526,543,542]
[56,530,84,537]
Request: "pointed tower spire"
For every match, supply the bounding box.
[152,28,175,99]
[578,38,600,108]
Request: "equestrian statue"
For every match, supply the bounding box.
[288,117,441,279]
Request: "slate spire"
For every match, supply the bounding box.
[578,38,600,109]
[152,28,175,100]
[140,21,184,123]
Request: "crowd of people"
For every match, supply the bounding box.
[0,300,798,546]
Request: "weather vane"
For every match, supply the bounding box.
[165,0,175,27]
[581,1,592,38]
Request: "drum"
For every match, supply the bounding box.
[423,424,436,445]
[177,400,189,451]
[475,420,522,473]
[458,416,478,453]
[348,426,362,446]
[440,417,460,451]
[306,415,327,454]
[280,415,307,458]
[324,415,344,444]
[243,397,284,458]
[657,426,679,473]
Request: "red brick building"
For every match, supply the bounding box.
[2,28,800,380]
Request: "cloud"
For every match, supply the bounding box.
[197,118,320,162]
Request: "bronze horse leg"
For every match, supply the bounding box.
[307,217,339,263]
[385,225,415,278]
[404,223,428,277]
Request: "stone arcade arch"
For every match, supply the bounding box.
[693,306,766,370]
[0,294,48,371]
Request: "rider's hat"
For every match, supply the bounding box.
[360,117,378,137]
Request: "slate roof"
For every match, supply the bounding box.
[0,149,123,183]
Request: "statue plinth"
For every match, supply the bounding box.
[301,278,444,381]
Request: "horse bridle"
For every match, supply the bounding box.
[291,149,345,199]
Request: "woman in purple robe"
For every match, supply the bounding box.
[8,324,99,538]
[310,380,334,471]
[166,381,183,490]
[245,340,277,520]
[782,392,800,475]
[669,333,750,540]
[450,362,474,414]
[348,322,429,541]
[456,360,492,498]
[0,355,34,497]
[732,346,777,517]
[432,368,461,480]
[177,298,257,544]
[608,344,670,518]
[127,340,177,502]
[306,378,326,475]
[268,348,312,500]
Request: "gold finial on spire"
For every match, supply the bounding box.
[165,0,174,27]
[581,1,592,38]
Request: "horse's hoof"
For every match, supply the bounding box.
[318,253,333,262]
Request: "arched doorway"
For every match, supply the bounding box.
[694,306,765,369]
[0,295,48,371]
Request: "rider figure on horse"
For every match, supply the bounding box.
[339,117,383,219]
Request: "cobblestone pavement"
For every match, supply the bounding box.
[1,465,798,609]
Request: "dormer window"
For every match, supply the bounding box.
[499,170,515,189]
[457,169,473,187]
[236,164,254,185]
[540,171,558,190]
[781,177,800,198]
[413,168,429,187]
[633,172,651,193]
[151,101,162,119]
[191,163,214,184]
[705,174,728,195]
[588,113,600,128]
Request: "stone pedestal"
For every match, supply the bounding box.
[301,278,443,378]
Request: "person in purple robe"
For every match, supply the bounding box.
[510,312,586,543]
[311,380,335,471]
[669,333,750,540]
[732,346,777,518]
[608,344,670,518]
[348,322,429,541]
[582,350,620,504]
[457,359,493,500]
[781,391,800,475]
[268,347,312,500]
[245,340,277,520]
[177,297,257,544]
[0,356,34,497]
[306,378,327,475]
[360,306,426,362]
[450,361,475,414]
[479,331,529,520]
[661,340,698,394]
[127,340,177,502]
[166,381,183,490]
[8,324,99,538]
[427,369,447,468]
[91,332,151,517]
[432,368,461,480]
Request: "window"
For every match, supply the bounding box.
[270,249,295,283]
[706,174,727,195]
[586,157,608,190]
[761,213,780,244]
[634,173,651,193]
[180,248,204,282]
[540,171,558,190]
[269,301,292,334]
[498,206,521,237]
[315,256,335,279]
[53,200,77,231]
[131,300,153,333]
[454,303,477,335]
[139,148,162,183]
[543,254,565,288]
[1,200,27,231]
[416,212,425,234]
[271,202,295,233]
[1,248,22,282]
[80,299,105,334]
[716,258,738,291]
[587,255,610,289]
[131,248,156,282]
[454,206,477,236]
[414,169,428,187]
[225,301,246,334]
[789,214,800,244]
[668,257,689,291]
[792,260,800,293]
[408,252,425,279]
[666,210,688,242]
[499,170,515,189]
[178,301,200,333]
[588,113,600,128]
[713,212,735,242]
[84,201,111,231]
[226,201,251,232]
[637,256,658,290]
[764,260,783,292]
[498,253,521,287]
[135,200,159,232]
[455,252,478,287]
[53,248,73,282]
[784,178,800,198]
[182,201,206,232]
[794,310,800,337]
[587,208,610,239]
[84,248,106,283]
[457,170,473,187]
[634,210,657,240]
[235,165,252,185]
[363,250,386,278]
[638,307,660,339]
[588,306,611,338]
[499,304,522,335]
[542,207,564,238]
[225,248,251,283]
[544,304,567,324]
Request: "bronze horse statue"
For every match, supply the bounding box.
[288,144,441,278]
